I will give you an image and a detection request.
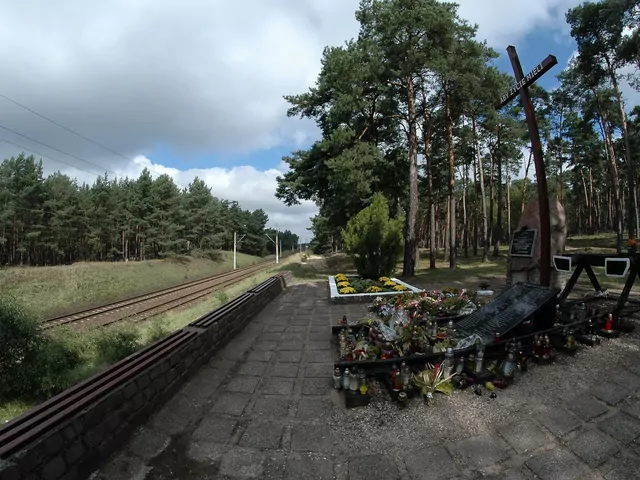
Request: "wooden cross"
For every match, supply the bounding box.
[496,46,558,287]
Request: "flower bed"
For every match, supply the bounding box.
[328,274,422,304]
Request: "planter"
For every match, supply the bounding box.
[328,275,422,304]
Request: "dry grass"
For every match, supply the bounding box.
[0,251,264,318]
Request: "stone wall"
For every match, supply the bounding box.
[0,272,292,480]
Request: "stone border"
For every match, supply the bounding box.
[328,275,422,304]
[0,272,292,480]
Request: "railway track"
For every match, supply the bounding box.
[41,261,276,331]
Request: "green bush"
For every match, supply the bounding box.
[0,296,83,400]
[94,326,141,364]
[341,193,404,279]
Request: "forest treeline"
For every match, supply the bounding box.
[277,0,640,273]
[0,154,298,266]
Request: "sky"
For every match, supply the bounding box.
[0,0,638,239]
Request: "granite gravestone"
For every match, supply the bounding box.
[507,197,567,289]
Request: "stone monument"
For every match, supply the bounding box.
[507,197,568,289]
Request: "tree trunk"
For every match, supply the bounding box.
[402,75,419,277]
[420,82,436,269]
[444,82,456,268]
[472,117,489,262]
[463,160,469,258]
[607,58,638,238]
[493,138,503,257]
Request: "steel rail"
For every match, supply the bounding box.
[42,261,276,329]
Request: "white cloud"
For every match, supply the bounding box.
[0,0,599,238]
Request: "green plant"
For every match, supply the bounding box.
[216,291,229,304]
[0,296,83,399]
[94,326,141,364]
[341,193,404,279]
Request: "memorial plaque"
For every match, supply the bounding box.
[510,228,538,257]
[456,283,560,345]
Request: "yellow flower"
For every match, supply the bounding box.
[366,285,383,293]
[379,276,391,282]
[335,274,348,282]
[393,285,407,291]
[339,287,357,294]
[384,281,397,287]
[337,281,350,288]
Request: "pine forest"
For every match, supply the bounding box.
[0,154,298,266]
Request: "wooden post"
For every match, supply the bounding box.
[496,46,558,286]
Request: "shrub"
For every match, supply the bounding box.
[341,193,404,279]
[94,326,141,364]
[0,296,83,400]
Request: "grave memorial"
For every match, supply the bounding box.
[507,198,568,289]
[496,46,558,287]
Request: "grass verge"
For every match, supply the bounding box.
[0,254,300,424]
[0,251,265,318]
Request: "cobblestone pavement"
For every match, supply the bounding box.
[93,283,640,480]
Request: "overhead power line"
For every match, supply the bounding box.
[0,136,101,178]
[0,91,135,163]
[0,123,121,178]
[0,91,166,179]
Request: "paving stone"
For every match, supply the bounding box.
[603,457,640,480]
[568,429,619,467]
[567,395,609,421]
[247,350,275,362]
[259,377,295,395]
[279,341,305,351]
[611,370,640,392]
[349,455,400,480]
[591,382,631,406]
[306,341,331,350]
[286,326,308,333]
[599,412,640,444]
[305,350,334,363]
[237,361,268,376]
[148,394,208,435]
[226,375,261,393]
[252,396,292,418]
[211,392,251,416]
[525,448,588,480]
[94,453,150,480]
[403,445,458,480]
[622,395,640,420]
[263,451,288,479]
[192,416,238,443]
[451,435,510,469]
[270,317,290,326]
[254,341,278,351]
[276,350,303,362]
[481,469,534,480]
[271,363,300,378]
[303,378,331,395]
[536,408,582,438]
[219,448,265,478]
[309,326,328,334]
[238,421,284,449]
[186,441,230,463]
[290,425,334,453]
[305,364,333,378]
[296,397,334,419]
[265,325,286,333]
[290,318,310,326]
[261,332,283,342]
[285,454,335,480]
[498,419,550,454]
[127,427,170,459]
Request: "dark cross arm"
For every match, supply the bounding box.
[495,54,558,109]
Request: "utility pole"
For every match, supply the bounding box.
[265,225,279,264]
[233,231,246,270]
